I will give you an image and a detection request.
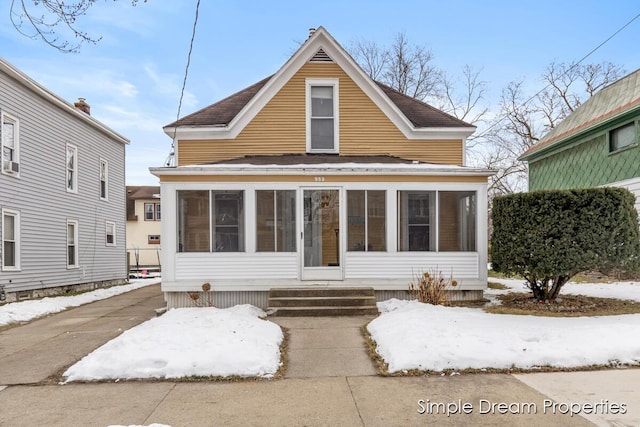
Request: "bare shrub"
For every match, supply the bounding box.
[409,270,458,305]
[188,282,214,307]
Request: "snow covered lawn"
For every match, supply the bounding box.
[63,305,283,382]
[368,279,640,374]
[0,278,161,327]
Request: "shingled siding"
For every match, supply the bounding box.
[529,132,640,191]
[177,63,464,166]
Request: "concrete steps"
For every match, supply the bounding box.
[268,287,378,316]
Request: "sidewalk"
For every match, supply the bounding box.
[0,285,637,426]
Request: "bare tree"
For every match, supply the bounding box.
[478,61,624,196]
[10,0,145,53]
[349,32,442,101]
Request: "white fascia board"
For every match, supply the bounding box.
[0,57,130,145]
[149,164,496,178]
[165,27,475,142]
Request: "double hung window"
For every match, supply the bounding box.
[1,112,19,176]
[2,209,19,270]
[307,79,338,153]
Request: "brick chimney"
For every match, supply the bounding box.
[74,97,91,115]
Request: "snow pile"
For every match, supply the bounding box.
[368,298,640,373]
[0,278,161,327]
[63,305,283,382]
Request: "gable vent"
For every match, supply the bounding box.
[310,49,333,63]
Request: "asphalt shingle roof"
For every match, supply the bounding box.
[165,76,472,129]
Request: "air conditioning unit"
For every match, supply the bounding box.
[3,160,19,173]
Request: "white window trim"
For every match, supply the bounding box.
[306,78,339,154]
[105,221,116,247]
[99,158,108,201]
[67,219,79,268]
[66,143,78,194]
[1,208,20,271]
[1,111,20,178]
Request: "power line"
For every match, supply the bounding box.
[474,10,640,142]
[165,0,202,167]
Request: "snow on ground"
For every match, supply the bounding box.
[368,298,640,373]
[488,277,640,302]
[0,277,161,327]
[63,305,283,382]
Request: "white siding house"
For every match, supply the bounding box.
[0,57,129,302]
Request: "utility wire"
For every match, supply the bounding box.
[474,10,640,142]
[165,0,201,167]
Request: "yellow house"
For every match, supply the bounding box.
[126,186,161,272]
[150,27,494,310]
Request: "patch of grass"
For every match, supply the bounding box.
[362,324,389,376]
[487,270,521,279]
[487,281,509,290]
[484,292,640,317]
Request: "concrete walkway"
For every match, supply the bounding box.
[0,285,638,426]
[273,316,377,377]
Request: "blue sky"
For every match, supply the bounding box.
[1,1,639,185]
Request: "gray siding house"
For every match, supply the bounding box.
[0,57,129,303]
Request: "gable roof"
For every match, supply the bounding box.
[126,186,160,200]
[0,56,129,145]
[164,27,475,141]
[520,68,640,161]
[167,76,470,130]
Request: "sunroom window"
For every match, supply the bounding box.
[177,190,244,253]
[398,191,436,251]
[347,190,386,251]
[256,190,296,252]
[438,192,476,251]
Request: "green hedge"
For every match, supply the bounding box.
[491,187,640,299]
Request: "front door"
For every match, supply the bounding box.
[301,189,342,280]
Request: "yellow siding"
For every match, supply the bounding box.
[177,63,464,166]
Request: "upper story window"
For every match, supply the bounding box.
[99,159,108,200]
[609,122,637,152]
[307,79,339,153]
[66,143,78,193]
[1,111,20,177]
[145,203,161,221]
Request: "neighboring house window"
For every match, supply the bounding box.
[67,220,79,268]
[105,221,116,246]
[256,190,296,252]
[609,122,637,152]
[398,191,436,251]
[438,192,477,252]
[1,111,20,176]
[148,234,161,244]
[2,209,20,270]
[145,203,161,221]
[307,79,339,153]
[347,190,386,251]
[66,144,78,193]
[99,159,108,200]
[176,190,245,253]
